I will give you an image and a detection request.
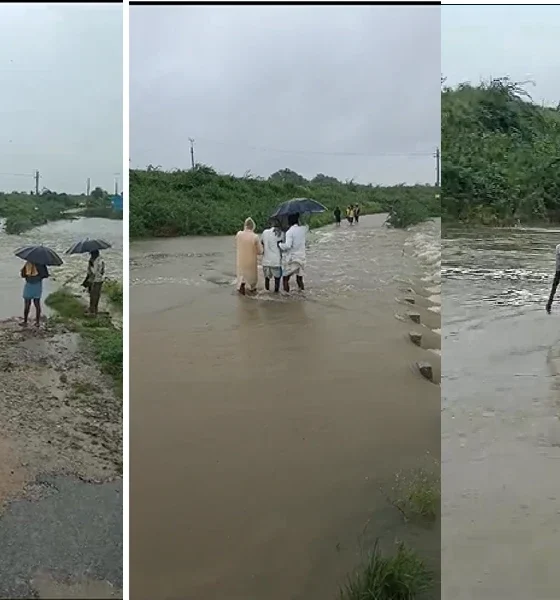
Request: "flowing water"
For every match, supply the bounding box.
[442,226,560,600]
[0,217,123,321]
[130,214,441,600]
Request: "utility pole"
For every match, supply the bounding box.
[435,147,440,187]
[86,177,91,196]
[35,170,40,196]
[114,173,120,195]
[189,138,195,169]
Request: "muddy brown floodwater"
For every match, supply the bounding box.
[130,214,441,600]
[442,226,560,600]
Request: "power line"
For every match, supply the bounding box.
[190,136,435,158]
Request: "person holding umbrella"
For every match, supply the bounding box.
[67,239,111,317]
[14,244,63,327]
[279,212,306,292]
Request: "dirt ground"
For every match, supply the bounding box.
[0,317,122,510]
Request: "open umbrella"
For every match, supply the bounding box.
[271,197,327,217]
[65,239,112,255]
[15,245,63,266]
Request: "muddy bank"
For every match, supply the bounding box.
[0,317,123,598]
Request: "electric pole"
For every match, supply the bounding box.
[86,178,91,196]
[35,170,40,195]
[114,173,120,195]
[189,138,195,169]
[435,147,440,187]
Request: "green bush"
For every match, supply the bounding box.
[130,166,439,237]
[442,77,560,225]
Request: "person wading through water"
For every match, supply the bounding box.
[279,212,306,293]
[20,261,49,327]
[236,217,262,295]
[261,217,283,293]
[334,206,341,226]
[82,250,105,316]
[546,243,560,314]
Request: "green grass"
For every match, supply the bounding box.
[130,165,439,237]
[103,279,123,308]
[339,541,433,600]
[387,467,440,523]
[45,288,122,395]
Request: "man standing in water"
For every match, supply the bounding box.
[333,206,341,226]
[261,218,283,293]
[546,243,560,314]
[236,217,262,295]
[279,213,306,292]
[354,203,361,223]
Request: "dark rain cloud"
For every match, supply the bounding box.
[0,5,122,194]
[130,5,440,185]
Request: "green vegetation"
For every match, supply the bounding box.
[0,191,78,234]
[45,288,122,394]
[389,467,440,522]
[130,165,439,237]
[442,77,560,226]
[0,185,119,234]
[339,541,433,600]
[103,279,123,308]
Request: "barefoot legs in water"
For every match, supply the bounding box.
[239,282,246,295]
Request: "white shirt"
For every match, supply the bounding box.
[90,257,105,283]
[261,227,283,267]
[279,224,306,265]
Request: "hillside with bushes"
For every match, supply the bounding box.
[130,165,439,237]
[442,77,560,225]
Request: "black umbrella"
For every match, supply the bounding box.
[15,245,63,266]
[271,197,327,217]
[65,238,112,255]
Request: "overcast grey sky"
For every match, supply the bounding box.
[130,5,440,186]
[442,6,560,106]
[0,4,122,195]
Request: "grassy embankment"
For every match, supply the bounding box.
[340,464,440,600]
[130,166,440,237]
[45,288,123,396]
[442,76,560,228]
[0,187,121,234]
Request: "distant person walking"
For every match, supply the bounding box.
[354,203,361,223]
[279,213,306,292]
[21,261,49,327]
[546,243,560,314]
[236,217,262,295]
[334,206,341,226]
[261,218,283,293]
[82,250,105,316]
[346,205,354,225]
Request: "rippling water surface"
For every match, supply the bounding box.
[442,226,560,600]
[130,215,441,600]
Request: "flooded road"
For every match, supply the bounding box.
[0,217,123,321]
[130,214,441,600]
[442,227,560,600]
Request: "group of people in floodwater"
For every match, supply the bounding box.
[333,203,361,226]
[19,250,106,327]
[236,213,306,295]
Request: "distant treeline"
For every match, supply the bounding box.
[0,187,121,234]
[442,77,560,226]
[130,165,439,238]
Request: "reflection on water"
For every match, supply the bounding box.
[130,215,441,600]
[442,226,560,600]
[0,217,123,320]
